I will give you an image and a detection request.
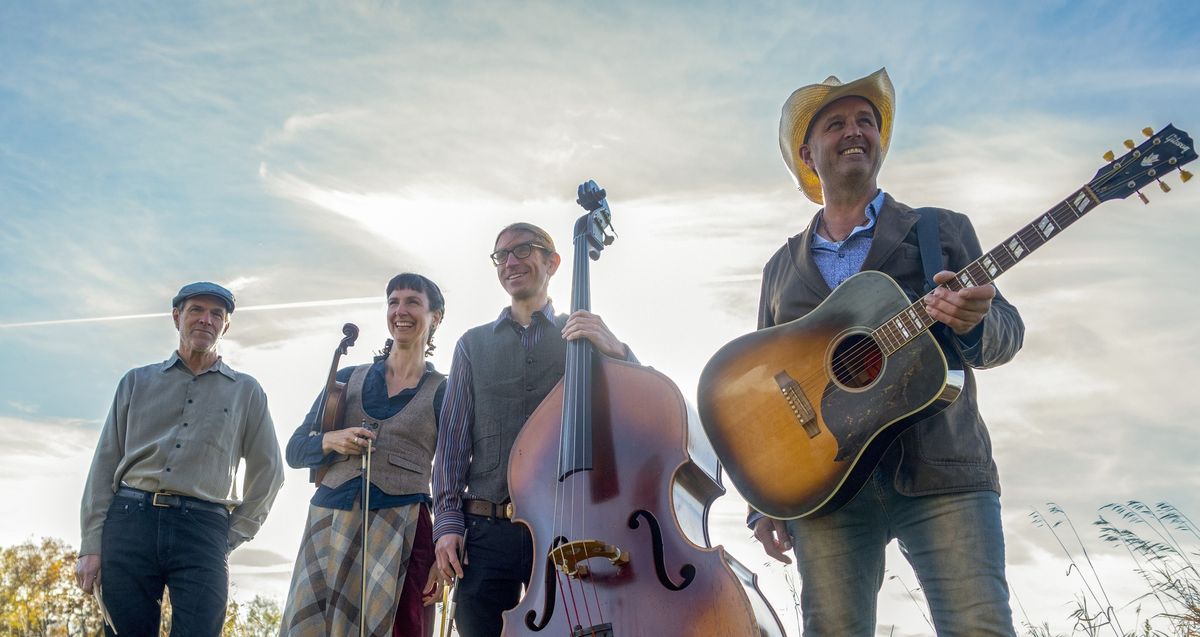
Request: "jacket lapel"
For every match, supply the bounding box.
[787,209,833,299]
[861,193,920,273]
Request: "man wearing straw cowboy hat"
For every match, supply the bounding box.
[76,281,285,636]
[750,68,1024,635]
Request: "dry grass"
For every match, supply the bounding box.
[1026,501,1200,637]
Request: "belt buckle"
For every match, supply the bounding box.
[151,492,174,508]
[504,502,514,519]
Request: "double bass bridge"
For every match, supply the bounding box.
[774,371,819,438]
[572,623,614,637]
[552,539,629,579]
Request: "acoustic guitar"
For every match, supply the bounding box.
[697,125,1196,520]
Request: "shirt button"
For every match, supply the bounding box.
[176,444,181,448]
[187,399,193,404]
[165,467,172,472]
[526,358,534,364]
[183,423,189,427]
[525,385,533,391]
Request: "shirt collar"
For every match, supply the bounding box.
[492,300,557,332]
[812,189,885,247]
[161,351,238,380]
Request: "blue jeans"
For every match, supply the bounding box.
[786,464,1015,636]
[100,496,230,637]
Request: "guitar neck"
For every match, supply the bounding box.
[874,185,1101,355]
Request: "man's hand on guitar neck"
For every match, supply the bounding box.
[923,270,996,336]
[753,517,794,564]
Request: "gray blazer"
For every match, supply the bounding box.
[758,193,1025,496]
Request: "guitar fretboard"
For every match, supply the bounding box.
[872,185,1101,356]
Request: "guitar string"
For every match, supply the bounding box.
[552,239,582,634]
[800,176,1114,401]
[796,156,1170,408]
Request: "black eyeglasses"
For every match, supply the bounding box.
[489,242,549,266]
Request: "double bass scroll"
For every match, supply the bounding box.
[310,322,359,485]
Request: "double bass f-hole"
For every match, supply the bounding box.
[310,322,359,485]
[628,510,695,591]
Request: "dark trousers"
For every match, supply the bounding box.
[100,496,231,637]
[454,514,533,637]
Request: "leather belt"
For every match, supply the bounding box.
[463,499,514,520]
[116,487,230,517]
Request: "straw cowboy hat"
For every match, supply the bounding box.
[779,67,895,204]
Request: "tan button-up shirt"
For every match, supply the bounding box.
[79,352,284,555]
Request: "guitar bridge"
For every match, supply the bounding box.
[775,371,819,438]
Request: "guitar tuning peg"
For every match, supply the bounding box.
[1158,179,1171,193]
[1136,190,1149,204]
[1142,127,1154,138]
[1181,169,1193,183]
[1103,150,1116,162]
[1123,139,1136,150]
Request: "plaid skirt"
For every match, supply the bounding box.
[281,501,429,637]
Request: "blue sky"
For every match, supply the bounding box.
[3,2,1199,633]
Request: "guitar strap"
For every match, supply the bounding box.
[913,207,960,356]
[914,207,942,293]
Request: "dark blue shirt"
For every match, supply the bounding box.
[286,359,446,510]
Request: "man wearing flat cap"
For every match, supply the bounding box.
[76,281,284,635]
[751,68,1024,635]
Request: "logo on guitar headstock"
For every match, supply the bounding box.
[1165,133,1192,154]
[1141,153,1160,167]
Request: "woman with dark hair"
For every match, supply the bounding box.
[282,273,447,637]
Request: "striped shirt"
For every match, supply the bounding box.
[431,302,560,541]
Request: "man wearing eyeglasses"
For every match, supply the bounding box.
[431,222,633,637]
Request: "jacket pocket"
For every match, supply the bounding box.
[388,451,425,473]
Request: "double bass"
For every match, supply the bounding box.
[504,181,784,636]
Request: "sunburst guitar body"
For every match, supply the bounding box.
[698,271,963,519]
[698,124,1196,520]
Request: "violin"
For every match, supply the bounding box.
[503,182,784,636]
[311,322,359,485]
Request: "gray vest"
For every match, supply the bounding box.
[463,313,567,503]
[320,364,444,496]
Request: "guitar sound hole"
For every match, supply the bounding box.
[830,334,884,389]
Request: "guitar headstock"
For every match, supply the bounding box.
[1090,124,1196,204]
[575,179,616,261]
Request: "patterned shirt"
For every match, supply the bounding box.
[809,189,884,289]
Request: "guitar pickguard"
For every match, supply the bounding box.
[820,334,950,462]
